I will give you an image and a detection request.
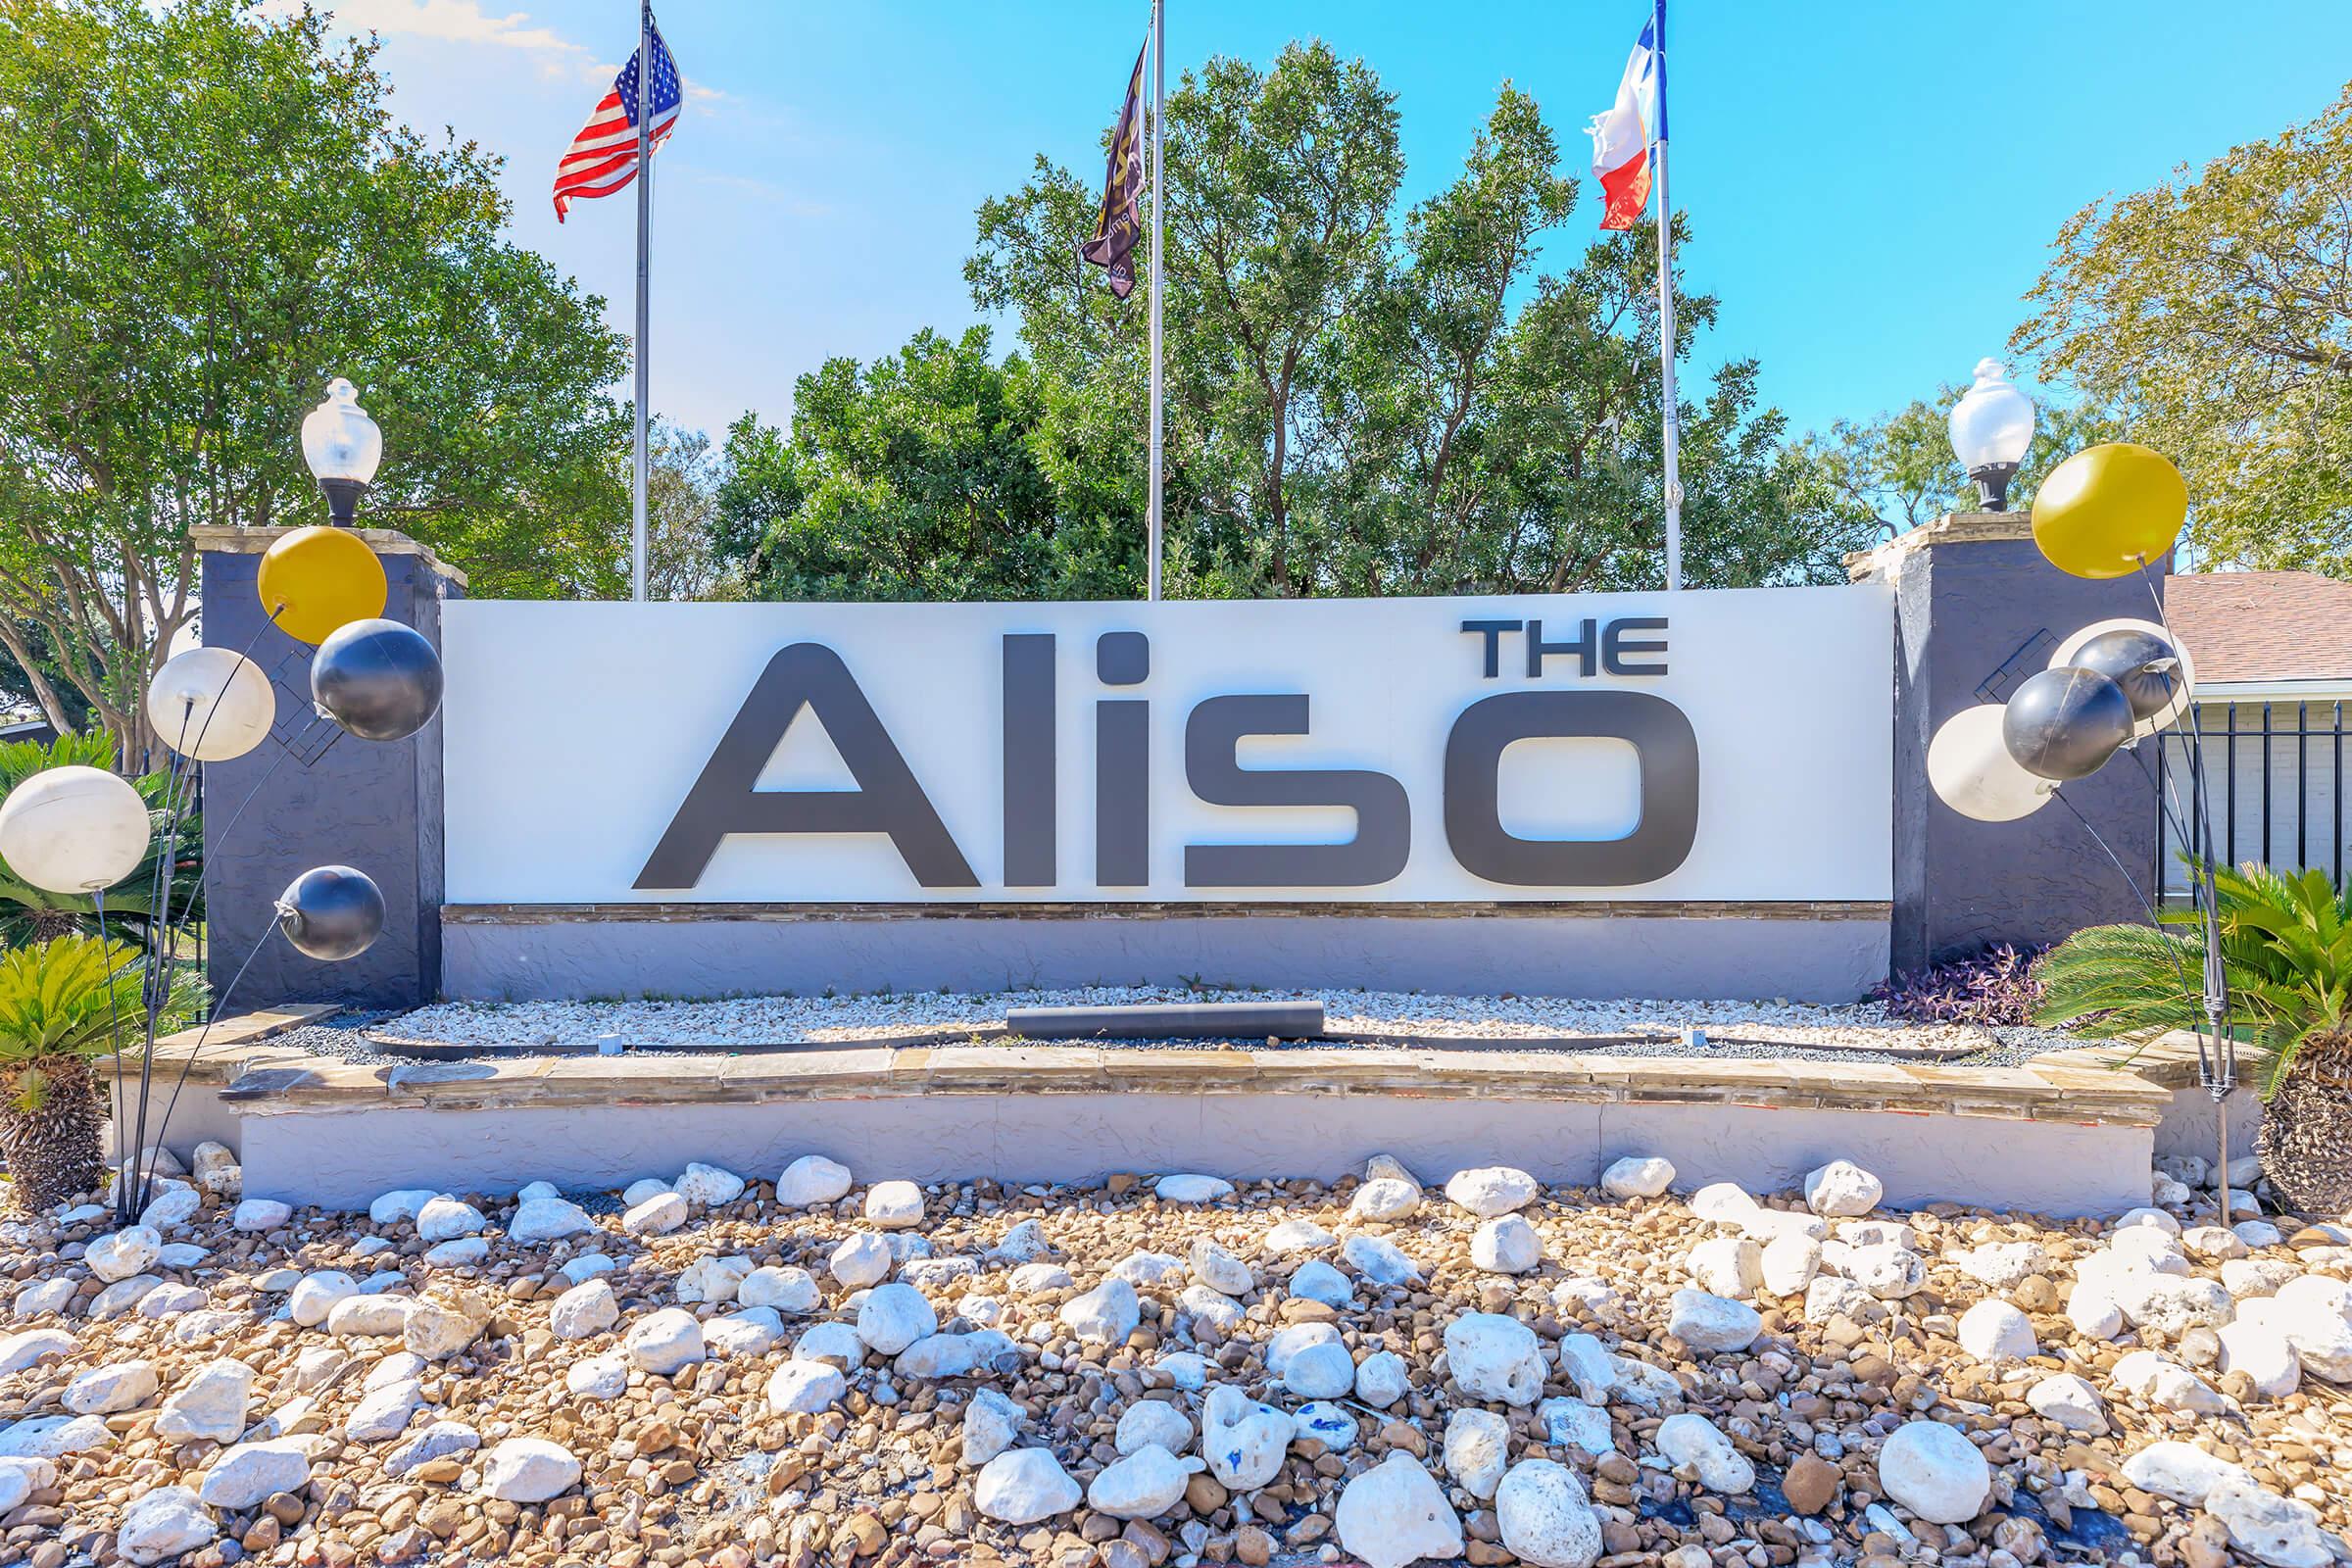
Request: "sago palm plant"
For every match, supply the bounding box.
[2034,861,2352,1213]
[0,936,202,1211]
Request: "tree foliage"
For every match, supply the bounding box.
[1798,390,2118,544]
[716,326,1137,601]
[718,42,1862,603]
[0,0,631,755]
[2013,83,2352,574]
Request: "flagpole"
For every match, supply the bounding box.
[630,0,653,604]
[1652,0,1681,592]
[1146,0,1166,603]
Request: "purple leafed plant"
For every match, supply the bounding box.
[1868,943,2047,1027]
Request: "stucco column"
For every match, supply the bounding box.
[1850,513,2162,975]
[195,526,466,1010]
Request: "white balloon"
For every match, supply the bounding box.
[147,646,275,762]
[1928,705,2055,823]
[0,765,152,894]
[2051,616,2196,740]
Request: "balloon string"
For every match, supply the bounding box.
[142,921,280,1181]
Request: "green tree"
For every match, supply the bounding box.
[1798,390,2119,543]
[2012,82,2352,573]
[644,423,744,603]
[0,0,631,757]
[716,326,1136,601]
[969,43,1860,598]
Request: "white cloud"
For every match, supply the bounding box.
[283,0,596,77]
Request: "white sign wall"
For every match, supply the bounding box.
[441,586,1892,906]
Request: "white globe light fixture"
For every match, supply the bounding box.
[1947,359,2036,511]
[300,376,383,526]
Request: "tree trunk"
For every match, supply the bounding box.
[2257,1030,2352,1216]
[0,1054,110,1213]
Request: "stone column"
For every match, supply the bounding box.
[1850,513,2162,976]
[195,526,466,1010]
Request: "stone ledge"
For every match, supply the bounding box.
[1843,511,2036,581]
[192,523,469,589]
[165,1011,2172,1129]
[442,900,1894,925]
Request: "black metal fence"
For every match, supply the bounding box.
[2157,697,2350,899]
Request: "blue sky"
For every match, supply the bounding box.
[315,0,2352,447]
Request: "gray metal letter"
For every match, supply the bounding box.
[1002,634,1056,887]
[1096,699,1150,886]
[1183,695,1410,887]
[1443,690,1698,886]
[634,643,978,890]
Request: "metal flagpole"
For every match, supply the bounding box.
[1652,0,1682,592]
[631,0,653,604]
[1147,0,1165,603]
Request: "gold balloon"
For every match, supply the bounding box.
[2031,443,2187,579]
[257,526,387,645]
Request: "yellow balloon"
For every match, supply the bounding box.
[2031,443,2188,579]
[257,526,387,645]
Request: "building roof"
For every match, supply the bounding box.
[2166,571,2352,686]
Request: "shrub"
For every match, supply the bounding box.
[1870,943,2046,1027]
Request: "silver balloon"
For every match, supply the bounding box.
[2003,665,2135,781]
[311,618,444,743]
[275,864,385,961]
[2072,628,2181,723]
[2052,616,2196,739]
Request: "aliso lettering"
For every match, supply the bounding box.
[634,621,1697,893]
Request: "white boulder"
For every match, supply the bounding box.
[1472,1215,1544,1274]
[154,1357,252,1445]
[198,1438,312,1510]
[85,1226,161,1283]
[508,1197,594,1244]
[65,1360,158,1415]
[1654,1412,1754,1494]
[415,1196,485,1242]
[777,1154,854,1206]
[1152,1173,1234,1203]
[973,1446,1080,1525]
[764,1359,847,1415]
[1495,1458,1603,1568]
[1599,1155,1674,1200]
[1803,1160,1885,1217]
[548,1280,619,1340]
[1442,1407,1510,1498]
[1348,1177,1422,1222]
[856,1283,938,1354]
[1443,1311,1544,1405]
[117,1486,216,1566]
[1201,1384,1294,1491]
[2024,1373,2107,1434]
[1086,1443,1205,1519]
[864,1179,925,1228]
[480,1437,580,1501]
[1956,1299,2037,1362]
[829,1232,893,1289]
[1876,1420,1990,1524]
[1446,1165,1538,1217]
[1058,1277,1140,1345]
[1335,1451,1464,1568]
[622,1307,705,1375]
[737,1265,820,1313]
[1668,1289,1761,1354]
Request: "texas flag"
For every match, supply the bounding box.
[1588,15,1661,231]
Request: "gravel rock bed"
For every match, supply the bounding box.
[4,1148,2348,1568]
[307,990,2083,1069]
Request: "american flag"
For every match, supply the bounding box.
[553,15,682,222]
